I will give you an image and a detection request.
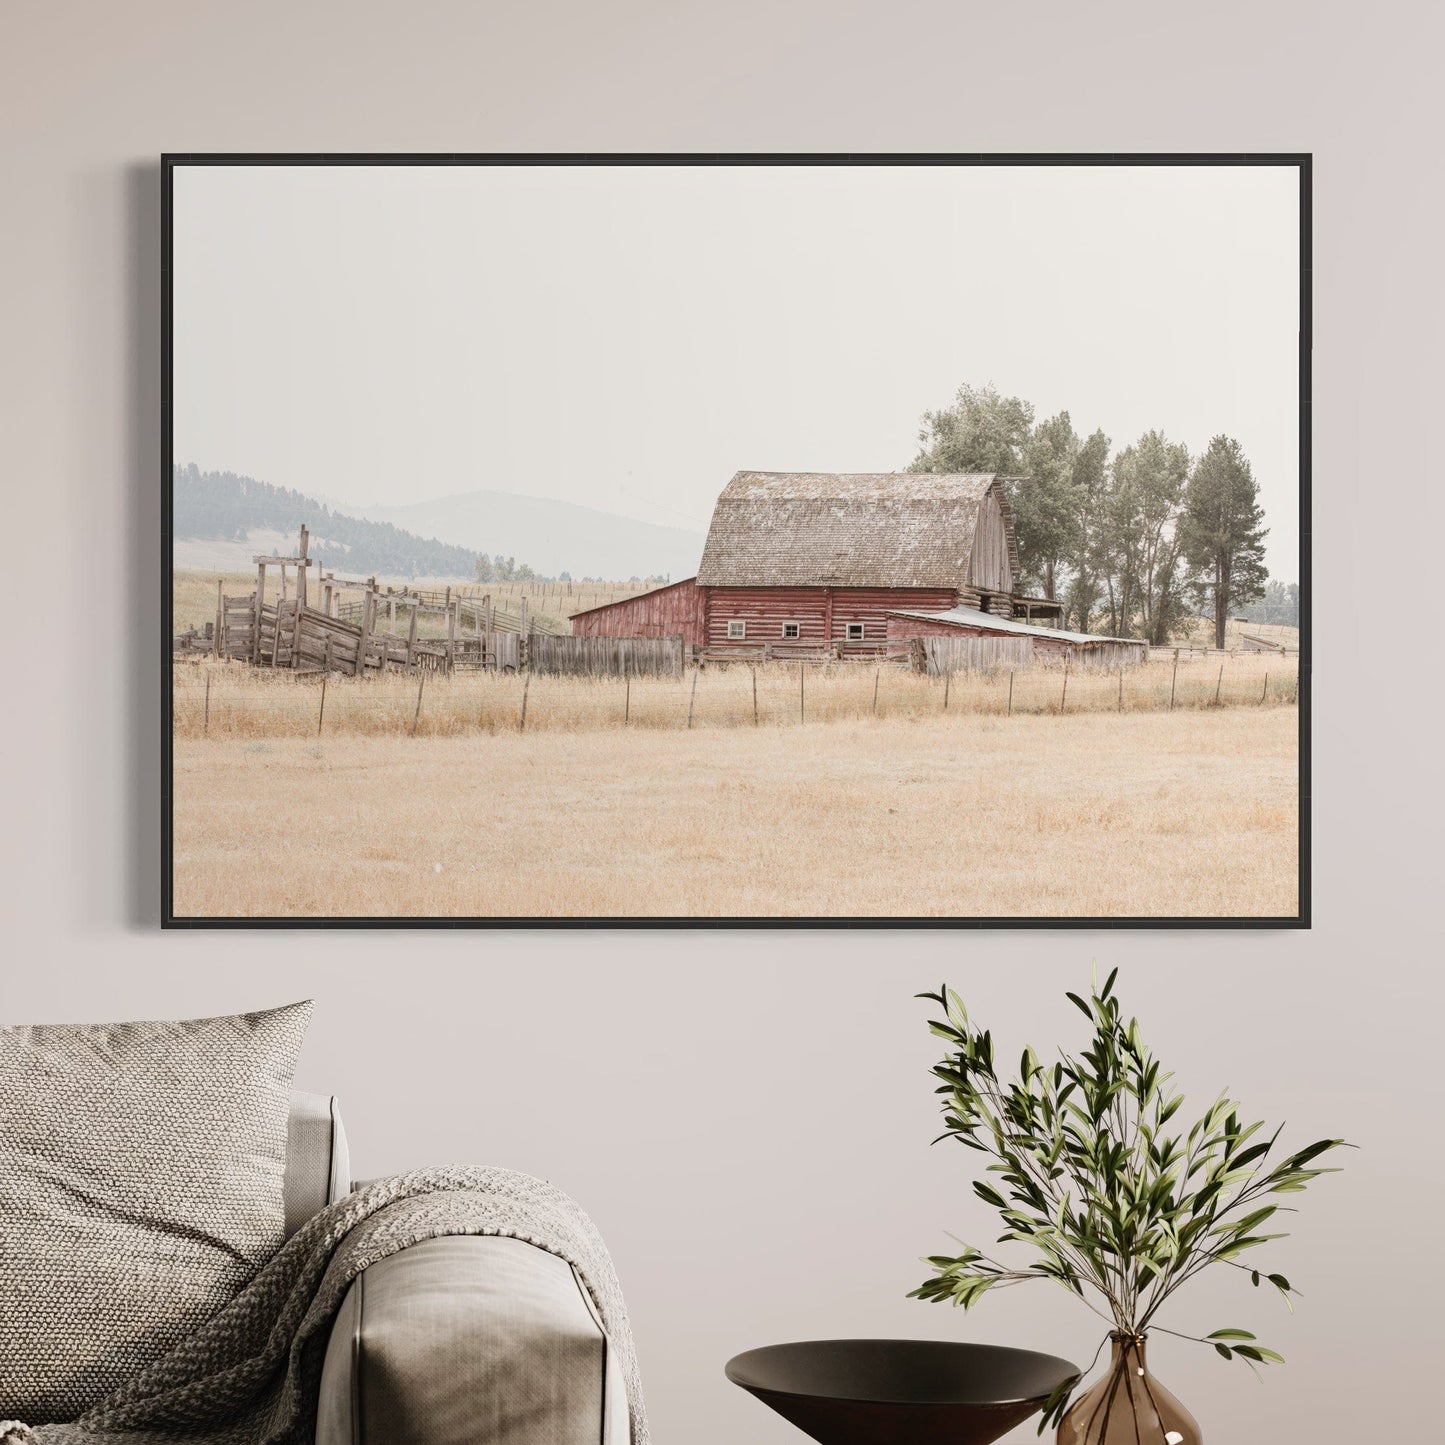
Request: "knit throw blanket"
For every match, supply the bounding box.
[1,1167,649,1445]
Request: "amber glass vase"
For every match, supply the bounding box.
[1057,1334,1202,1445]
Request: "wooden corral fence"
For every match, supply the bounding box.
[173,527,557,676]
[919,636,1034,677]
[526,634,684,678]
[334,585,567,638]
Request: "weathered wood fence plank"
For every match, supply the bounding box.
[922,636,1034,676]
[525,634,683,678]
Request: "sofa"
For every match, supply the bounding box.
[285,1091,630,1445]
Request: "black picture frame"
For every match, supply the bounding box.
[162,153,1310,930]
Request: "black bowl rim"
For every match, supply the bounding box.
[724,1338,1081,1408]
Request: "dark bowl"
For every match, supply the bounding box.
[725,1339,1080,1445]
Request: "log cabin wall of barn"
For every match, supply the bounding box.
[703,586,957,648]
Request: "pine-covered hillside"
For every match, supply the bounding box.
[172,464,478,579]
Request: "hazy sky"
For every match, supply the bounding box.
[174,163,1301,578]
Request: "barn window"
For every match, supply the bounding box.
[845,622,865,641]
[727,619,746,640]
[781,622,801,640]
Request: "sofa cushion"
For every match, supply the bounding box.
[283,1090,351,1236]
[0,1001,312,1423]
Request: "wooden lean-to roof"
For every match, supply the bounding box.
[885,604,1143,647]
[695,471,1019,589]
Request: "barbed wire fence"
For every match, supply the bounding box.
[174,650,1300,742]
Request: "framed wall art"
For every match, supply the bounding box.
[163,154,1309,927]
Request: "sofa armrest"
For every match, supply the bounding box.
[315,1234,629,1445]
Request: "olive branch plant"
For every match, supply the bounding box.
[911,971,1348,1433]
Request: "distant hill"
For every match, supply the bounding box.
[352,491,705,583]
[173,465,480,579]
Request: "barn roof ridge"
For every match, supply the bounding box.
[722,469,1001,495]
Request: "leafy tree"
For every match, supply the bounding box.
[474,553,494,583]
[910,383,1068,590]
[1181,436,1269,649]
[1063,428,1111,631]
[1015,411,1085,601]
[1107,432,1191,645]
[909,382,1034,476]
[1238,580,1298,628]
[898,388,1283,645]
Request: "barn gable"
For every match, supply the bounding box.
[695,471,1020,590]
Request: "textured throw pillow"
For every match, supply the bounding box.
[0,1001,312,1424]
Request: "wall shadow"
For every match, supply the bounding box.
[124,160,162,929]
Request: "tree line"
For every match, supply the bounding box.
[173,465,543,582]
[908,384,1276,648]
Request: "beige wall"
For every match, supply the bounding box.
[2,2,1441,1440]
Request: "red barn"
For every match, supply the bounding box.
[570,576,707,643]
[570,470,1064,652]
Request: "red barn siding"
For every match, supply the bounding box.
[570,578,706,646]
[706,587,957,650]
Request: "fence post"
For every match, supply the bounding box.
[799,663,805,724]
[1214,664,1223,707]
[318,674,327,736]
[624,669,630,726]
[873,667,880,716]
[1169,649,1179,711]
[943,671,950,711]
[687,668,698,728]
[752,665,759,726]
[518,673,530,732]
[203,671,210,734]
[252,562,265,664]
[1261,671,1269,705]
[358,590,374,679]
[1118,664,1124,712]
[1007,670,1014,716]
[1060,657,1069,714]
[412,674,425,735]
[214,580,223,659]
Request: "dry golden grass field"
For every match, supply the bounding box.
[171,698,1299,921]
[174,650,1297,739]
[1177,616,1299,651]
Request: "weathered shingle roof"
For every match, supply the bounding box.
[695,471,1008,588]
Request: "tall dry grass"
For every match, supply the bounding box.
[171,708,1299,919]
[173,651,1298,741]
